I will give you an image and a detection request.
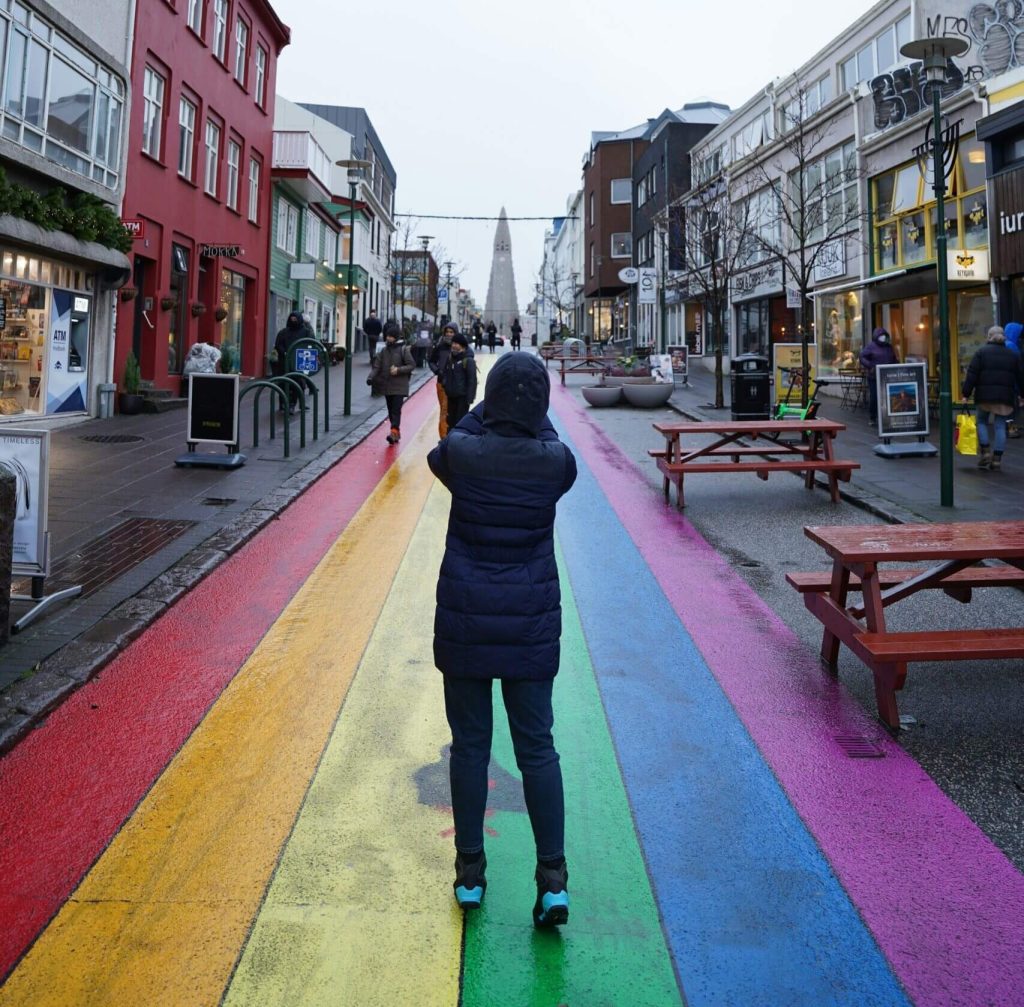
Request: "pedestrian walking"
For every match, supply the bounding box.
[1005,320,1022,438]
[486,320,497,354]
[859,326,899,425]
[368,320,415,444]
[440,331,477,430]
[471,318,483,352]
[273,311,306,414]
[510,317,523,351]
[430,321,456,438]
[962,325,1024,471]
[427,352,577,929]
[364,310,383,364]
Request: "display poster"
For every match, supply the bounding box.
[0,428,49,575]
[666,344,689,383]
[772,342,817,404]
[187,374,240,446]
[46,289,88,414]
[876,361,929,437]
[648,354,673,383]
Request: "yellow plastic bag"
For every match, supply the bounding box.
[955,413,978,456]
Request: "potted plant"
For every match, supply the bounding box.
[190,301,206,317]
[159,295,177,311]
[119,284,138,302]
[118,351,144,414]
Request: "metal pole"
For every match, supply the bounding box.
[344,179,356,416]
[932,86,954,507]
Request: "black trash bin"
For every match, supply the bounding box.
[731,353,770,420]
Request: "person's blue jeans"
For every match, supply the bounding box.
[443,676,564,861]
[976,408,1008,453]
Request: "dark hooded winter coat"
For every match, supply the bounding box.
[859,331,898,373]
[427,353,577,680]
[273,311,305,376]
[962,339,1024,408]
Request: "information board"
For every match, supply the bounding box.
[772,343,817,404]
[876,361,929,438]
[187,373,240,446]
[666,344,688,383]
[0,428,50,576]
[293,347,319,374]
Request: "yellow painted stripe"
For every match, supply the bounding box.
[222,481,460,1006]
[0,425,440,1007]
[989,80,1024,106]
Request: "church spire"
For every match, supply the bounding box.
[484,208,519,333]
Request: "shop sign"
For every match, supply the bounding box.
[0,297,6,331]
[813,238,846,282]
[637,268,657,304]
[187,373,240,446]
[947,248,989,282]
[122,218,145,239]
[0,428,50,575]
[667,344,688,381]
[733,261,782,300]
[289,262,316,281]
[200,244,241,258]
[991,167,1024,274]
[786,287,802,309]
[618,266,639,284]
[876,361,930,438]
[772,342,817,404]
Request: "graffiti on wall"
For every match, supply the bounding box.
[871,3,1024,130]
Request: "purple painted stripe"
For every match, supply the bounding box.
[551,386,1024,1007]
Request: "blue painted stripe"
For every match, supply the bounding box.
[552,418,910,1007]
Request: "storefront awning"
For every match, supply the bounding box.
[810,270,906,298]
[1,213,131,287]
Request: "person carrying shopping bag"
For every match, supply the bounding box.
[961,325,1024,471]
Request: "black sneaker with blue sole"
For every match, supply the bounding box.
[533,860,569,928]
[453,852,487,910]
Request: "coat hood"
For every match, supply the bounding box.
[286,311,303,329]
[483,352,550,437]
[442,321,459,337]
[1004,321,1022,350]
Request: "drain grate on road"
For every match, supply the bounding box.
[201,497,237,506]
[78,434,147,444]
[835,735,886,759]
[11,517,194,601]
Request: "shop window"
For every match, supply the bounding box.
[0,277,47,416]
[220,269,245,372]
[817,290,862,374]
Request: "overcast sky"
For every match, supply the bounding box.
[273,0,876,316]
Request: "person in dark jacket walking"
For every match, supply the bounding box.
[510,318,523,351]
[962,325,1024,471]
[485,320,497,353]
[471,318,484,352]
[427,352,577,928]
[429,322,456,439]
[368,320,415,443]
[273,311,306,414]
[1004,320,1022,438]
[440,331,477,429]
[859,326,899,425]
[364,310,383,364]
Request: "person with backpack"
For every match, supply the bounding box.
[440,331,477,430]
[367,320,415,443]
[429,321,457,438]
[962,325,1024,471]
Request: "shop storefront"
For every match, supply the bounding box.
[732,259,797,357]
[0,249,99,419]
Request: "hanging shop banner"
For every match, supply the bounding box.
[0,428,50,576]
[667,344,689,382]
[772,342,817,404]
[46,290,89,414]
[637,268,657,304]
[187,373,240,446]
[876,361,930,438]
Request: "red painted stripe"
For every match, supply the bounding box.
[0,387,435,980]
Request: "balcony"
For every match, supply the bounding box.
[272,131,332,202]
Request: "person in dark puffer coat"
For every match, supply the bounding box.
[427,352,577,928]
[962,325,1024,471]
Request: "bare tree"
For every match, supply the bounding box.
[538,261,578,337]
[742,86,866,404]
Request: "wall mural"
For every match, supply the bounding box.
[871,3,1024,130]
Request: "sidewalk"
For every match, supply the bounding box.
[671,362,1020,524]
[0,352,437,747]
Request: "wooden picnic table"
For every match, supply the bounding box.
[788,521,1024,730]
[650,418,859,509]
[555,354,615,385]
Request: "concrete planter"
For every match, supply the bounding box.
[622,382,674,408]
[581,384,623,407]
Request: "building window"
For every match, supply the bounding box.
[789,139,857,245]
[204,119,220,196]
[247,155,260,222]
[234,17,248,85]
[304,209,320,257]
[275,199,298,253]
[177,96,196,179]
[589,242,595,277]
[186,0,203,35]
[142,67,165,158]
[780,76,834,131]
[226,139,240,209]
[610,178,631,204]
[588,191,594,227]
[841,14,911,89]
[610,232,632,258]
[254,45,267,108]
[212,0,228,61]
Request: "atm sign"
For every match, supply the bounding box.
[122,218,145,239]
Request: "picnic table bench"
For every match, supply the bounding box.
[787,521,1024,730]
[650,419,859,508]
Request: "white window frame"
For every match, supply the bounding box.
[187,0,203,34]
[204,119,220,196]
[142,66,164,158]
[234,17,249,85]
[226,139,240,210]
[304,209,320,257]
[247,155,260,222]
[177,96,196,179]
[212,0,228,61]
[610,178,631,204]
[254,45,267,108]
[610,232,632,258]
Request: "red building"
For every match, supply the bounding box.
[117,0,289,393]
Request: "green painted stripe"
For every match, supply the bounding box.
[460,540,682,1007]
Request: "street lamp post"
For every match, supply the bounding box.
[900,36,969,507]
[443,260,454,328]
[335,158,373,416]
[417,235,433,328]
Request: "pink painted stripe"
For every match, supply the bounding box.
[552,385,1024,1007]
